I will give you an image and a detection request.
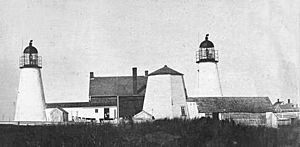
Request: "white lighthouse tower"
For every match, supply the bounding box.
[140,65,189,119]
[195,34,223,96]
[14,40,47,121]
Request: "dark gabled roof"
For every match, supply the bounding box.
[89,76,147,96]
[280,104,295,109]
[148,65,183,76]
[46,98,117,108]
[276,103,299,112]
[46,102,91,108]
[273,101,283,106]
[187,97,274,113]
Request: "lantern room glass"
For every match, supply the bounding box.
[19,53,42,68]
[196,47,218,63]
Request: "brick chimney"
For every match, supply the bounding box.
[288,99,290,104]
[132,67,137,95]
[90,72,94,78]
[145,70,149,77]
[277,99,279,103]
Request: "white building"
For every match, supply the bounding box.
[49,108,68,122]
[14,40,47,121]
[46,103,117,122]
[135,65,189,120]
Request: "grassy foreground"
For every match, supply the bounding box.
[0,118,299,147]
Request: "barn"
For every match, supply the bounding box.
[187,97,277,127]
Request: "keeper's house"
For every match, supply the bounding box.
[46,67,148,122]
[273,99,300,125]
[187,97,278,127]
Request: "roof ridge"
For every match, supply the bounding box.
[187,97,273,113]
[148,65,183,76]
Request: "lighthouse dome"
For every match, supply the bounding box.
[23,40,38,54]
[199,34,214,48]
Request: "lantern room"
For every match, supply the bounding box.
[196,34,218,63]
[19,40,42,68]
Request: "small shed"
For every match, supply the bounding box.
[49,107,68,122]
[133,110,154,123]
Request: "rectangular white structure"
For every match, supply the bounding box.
[46,106,117,122]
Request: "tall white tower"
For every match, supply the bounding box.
[142,65,189,119]
[196,34,223,96]
[14,40,47,121]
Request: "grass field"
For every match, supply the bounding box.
[0,118,299,147]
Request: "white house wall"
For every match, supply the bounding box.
[46,106,117,122]
[142,75,173,119]
[187,102,205,118]
[196,62,222,97]
[275,112,300,119]
[15,68,46,121]
[221,112,267,126]
[266,112,278,128]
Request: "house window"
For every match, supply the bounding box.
[95,109,98,113]
[181,106,186,116]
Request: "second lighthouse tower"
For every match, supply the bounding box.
[14,40,47,121]
[195,34,223,96]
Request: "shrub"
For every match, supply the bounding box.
[0,118,299,146]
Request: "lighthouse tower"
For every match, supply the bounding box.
[14,40,47,121]
[141,65,189,119]
[195,34,223,96]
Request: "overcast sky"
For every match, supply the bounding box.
[0,0,299,120]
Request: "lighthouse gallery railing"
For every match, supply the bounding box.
[19,55,42,68]
[196,49,219,63]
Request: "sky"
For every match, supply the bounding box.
[0,0,299,120]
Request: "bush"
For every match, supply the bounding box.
[0,118,299,146]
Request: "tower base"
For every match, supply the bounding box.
[14,68,46,121]
[196,62,222,97]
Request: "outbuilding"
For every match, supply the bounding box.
[49,107,68,122]
[187,97,277,127]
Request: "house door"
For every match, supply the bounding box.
[104,108,110,120]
